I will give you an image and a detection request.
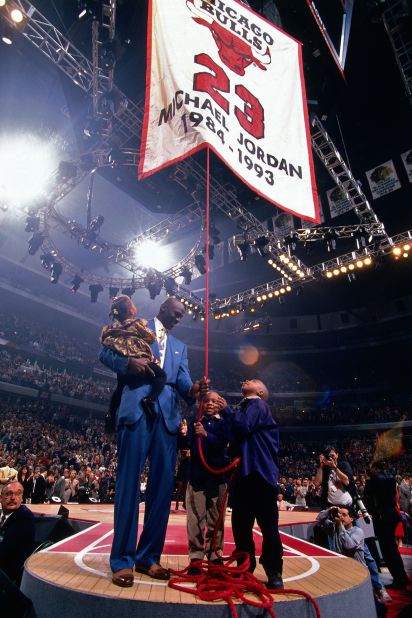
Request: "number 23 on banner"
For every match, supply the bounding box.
[187,53,265,141]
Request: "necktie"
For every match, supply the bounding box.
[0,514,6,527]
[158,327,167,368]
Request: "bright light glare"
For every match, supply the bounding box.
[0,0,6,7]
[0,135,56,206]
[10,9,24,23]
[134,240,171,271]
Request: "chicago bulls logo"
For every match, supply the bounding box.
[186,0,271,76]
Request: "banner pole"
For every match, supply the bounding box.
[204,146,210,381]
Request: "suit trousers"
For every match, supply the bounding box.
[230,472,283,575]
[186,482,227,561]
[110,412,177,573]
[374,517,408,584]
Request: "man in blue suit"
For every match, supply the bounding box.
[99,297,205,587]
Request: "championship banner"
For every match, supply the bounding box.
[139,0,319,223]
[365,160,401,200]
[400,149,412,183]
[326,183,352,218]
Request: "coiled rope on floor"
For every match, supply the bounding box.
[169,148,321,618]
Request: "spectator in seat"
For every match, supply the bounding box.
[31,466,47,504]
[0,481,35,583]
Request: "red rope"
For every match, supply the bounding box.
[169,554,321,618]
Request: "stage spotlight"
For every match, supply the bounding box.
[50,261,62,284]
[237,241,250,261]
[204,243,215,260]
[195,254,207,275]
[89,284,104,303]
[0,20,13,45]
[10,8,24,23]
[77,1,95,20]
[108,148,126,166]
[146,278,163,300]
[284,232,298,253]
[324,229,339,252]
[210,223,221,244]
[28,232,44,255]
[121,287,135,298]
[109,286,120,298]
[40,253,53,269]
[70,274,84,293]
[99,90,128,118]
[25,214,40,233]
[101,39,122,70]
[58,161,77,181]
[164,277,176,295]
[0,135,56,206]
[354,227,369,250]
[83,116,111,138]
[254,235,270,257]
[89,215,104,232]
[181,266,192,285]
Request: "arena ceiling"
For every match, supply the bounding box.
[0,0,411,332]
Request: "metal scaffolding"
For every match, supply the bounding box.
[383,0,412,99]
[1,0,406,312]
[213,228,412,312]
[311,116,389,233]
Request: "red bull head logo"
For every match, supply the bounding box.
[186,0,271,77]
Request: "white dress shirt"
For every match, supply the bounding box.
[154,317,167,369]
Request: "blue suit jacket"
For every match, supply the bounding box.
[99,319,194,432]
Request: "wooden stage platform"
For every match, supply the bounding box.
[22,504,377,618]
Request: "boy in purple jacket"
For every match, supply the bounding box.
[222,379,283,589]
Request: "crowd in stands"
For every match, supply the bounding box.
[0,398,410,511]
[0,311,98,363]
[273,404,408,426]
[0,349,113,403]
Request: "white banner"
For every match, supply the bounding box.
[365,160,401,199]
[401,149,412,183]
[326,183,352,218]
[139,0,319,223]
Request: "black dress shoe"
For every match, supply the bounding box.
[141,397,156,419]
[266,574,284,589]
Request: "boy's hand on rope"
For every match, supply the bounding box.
[194,422,207,438]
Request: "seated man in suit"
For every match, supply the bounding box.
[0,481,35,583]
[99,297,207,587]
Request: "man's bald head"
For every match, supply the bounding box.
[157,297,185,331]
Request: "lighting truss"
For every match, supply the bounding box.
[383,0,412,98]
[3,0,406,312]
[291,222,387,243]
[3,0,141,149]
[213,228,412,312]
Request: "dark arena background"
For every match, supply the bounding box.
[0,1,411,617]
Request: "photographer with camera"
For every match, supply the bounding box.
[314,446,353,510]
[316,505,366,564]
[315,446,390,603]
